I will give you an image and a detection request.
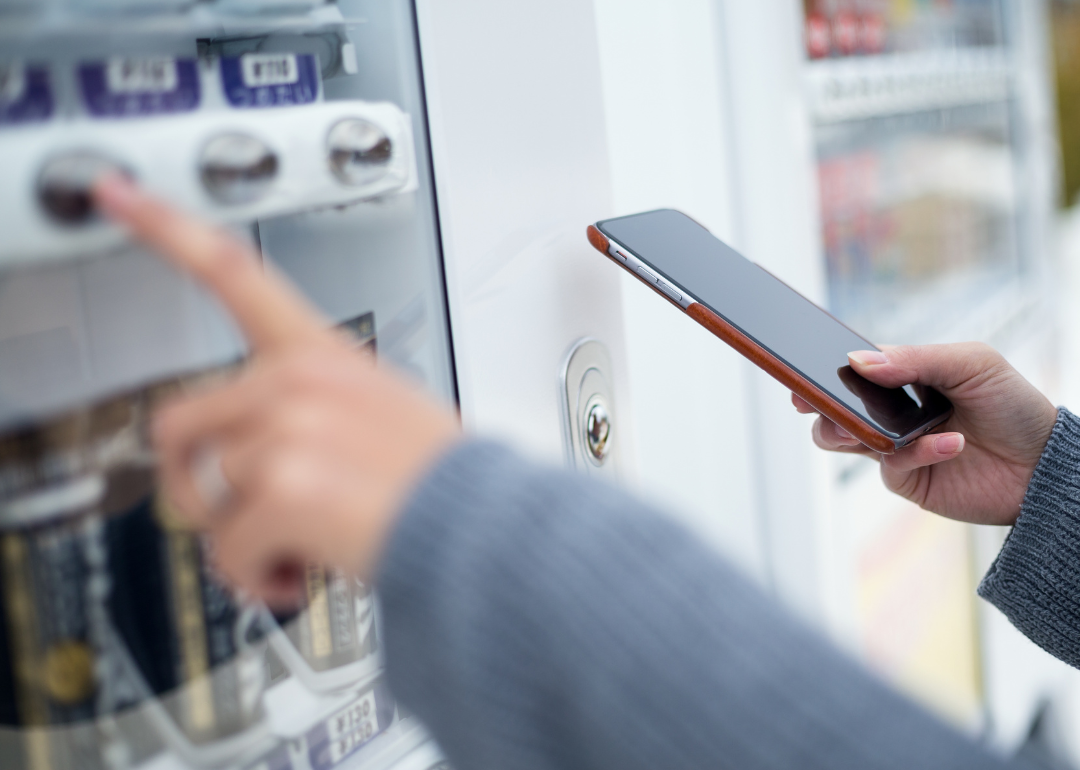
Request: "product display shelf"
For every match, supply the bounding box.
[807,38,1029,350]
[0,3,360,43]
[806,47,1012,123]
[127,672,434,770]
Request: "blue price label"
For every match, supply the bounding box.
[79,57,200,117]
[221,53,319,109]
[0,63,53,126]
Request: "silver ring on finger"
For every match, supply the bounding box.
[190,443,235,516]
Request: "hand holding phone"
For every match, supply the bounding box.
[588,208,1057,525]
[797,343,1058,526]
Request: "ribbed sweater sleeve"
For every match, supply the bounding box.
[979,408,1080,668]
[377,440,1019,770]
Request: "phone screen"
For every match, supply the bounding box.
[597,209,950,440]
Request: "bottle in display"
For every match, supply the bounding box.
[803,0,1006,58]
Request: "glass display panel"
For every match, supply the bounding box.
[816,101,1021,343]
[803,0,1007,59]
[0,1,451,767]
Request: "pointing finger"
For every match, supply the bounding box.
[93,173,328,353]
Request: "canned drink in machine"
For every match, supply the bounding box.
[0,411,128,770]
[0,369,272,769]
[265,312,382,694]
[110,371,270,752]
[105,486,269,749]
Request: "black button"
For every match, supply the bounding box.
[38,152,131,226]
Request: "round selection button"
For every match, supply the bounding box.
[199,132,279,206]
[327,118,393,187]
[37,151,130,226]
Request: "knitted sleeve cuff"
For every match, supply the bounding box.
[978,408,1080,669]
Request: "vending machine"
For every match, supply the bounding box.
[595,0,1078,762]
[796,0,1067,750]
[715,0,1068,757]
[0,1,631,769]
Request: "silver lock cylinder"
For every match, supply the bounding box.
[560,338,619,476]
[584,398,611,464]
[327,118,393,186]
[37,152,130,226]
[199,133,279,206]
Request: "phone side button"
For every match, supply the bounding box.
[635,266,659,284]
[610,247,629,263]
[656,280,682,302]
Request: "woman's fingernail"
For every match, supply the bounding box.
[92,172,139,217]
[835,426,853,440]
[848,350,889,366]
[934,434,965,455]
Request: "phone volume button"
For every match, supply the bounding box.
[656,280,682,302]
[635,266,658,284]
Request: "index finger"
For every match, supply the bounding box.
[93,173,327,352]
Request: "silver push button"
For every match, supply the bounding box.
[199,133,279,205]
[656,280,682,302]
[635,266,659,284]
[585,401,611,463]
[327,118,393,186]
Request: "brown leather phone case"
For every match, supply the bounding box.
[586,224,898,454]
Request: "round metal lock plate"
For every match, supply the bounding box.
[583,397,611,465]
[199,133,279,205]
[37,152,130,226]
[327,118,393,186]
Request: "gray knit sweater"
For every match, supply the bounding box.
[979,408,1080,667]
[375,412,1080,770]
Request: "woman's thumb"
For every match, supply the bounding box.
[847,342,1002,391]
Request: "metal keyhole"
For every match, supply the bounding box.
[585,401,611,464]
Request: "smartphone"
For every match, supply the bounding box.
[589,209,952,454]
